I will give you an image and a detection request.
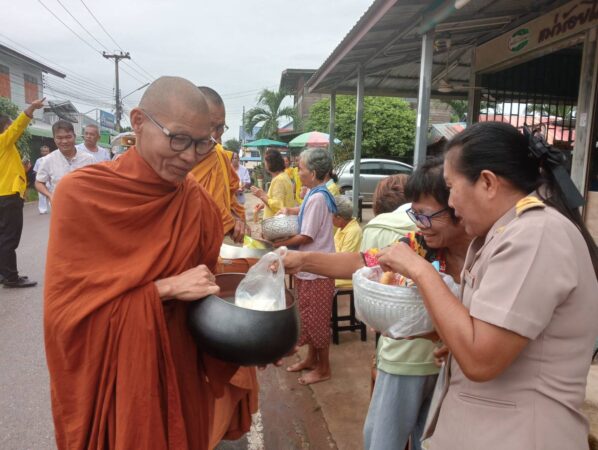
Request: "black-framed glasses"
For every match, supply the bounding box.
[141,109,217,155]
[407,207,450,229]
[213,123,229,134]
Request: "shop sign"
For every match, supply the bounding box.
[476,0,598,72]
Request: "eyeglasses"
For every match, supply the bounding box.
[141,109,217,155]
[406,207,450,229]
[213,123,229,134]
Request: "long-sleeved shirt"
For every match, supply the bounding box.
[263,172,296,219]
[0,112,31,198]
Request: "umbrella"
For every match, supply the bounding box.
[288,131,341,148]
[243,138,288,148]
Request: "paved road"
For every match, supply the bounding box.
[0,203,337,450]
[1,204,54,450]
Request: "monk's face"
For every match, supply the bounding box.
[131,105,211,184]
[208,103,226,144]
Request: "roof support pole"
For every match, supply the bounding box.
[413,29,435,167]
[352,67,365,218]
[329,90,336,156]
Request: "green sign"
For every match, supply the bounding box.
[508,28,530,52]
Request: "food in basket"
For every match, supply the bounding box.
[375,270,416,288]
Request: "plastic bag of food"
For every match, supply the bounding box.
[235,249,287,311]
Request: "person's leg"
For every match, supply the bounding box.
[288,278,316,372]
[298,279,334,385]
[364,373,432,450]
[412,374,439,450]
[0,195,23,281]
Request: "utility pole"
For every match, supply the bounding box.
[102,51,130,132]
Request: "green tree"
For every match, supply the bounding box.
[244,89,299,140]
[224,138,241,152]
[307,96,416,161]
[444,99,468,122]
[0,96,32,158]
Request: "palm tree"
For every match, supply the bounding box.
[244,89,299,139]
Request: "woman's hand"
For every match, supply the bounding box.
[282,251,305,274]
[433,345,449,367]
[250,186,268,202]
[278,207,290,216]
[155,264,220,301]
[25,97,46,117]
[299,186,308,199]
[376,242,427,279]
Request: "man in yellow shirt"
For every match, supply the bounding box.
[332,195,362,288]
[191,87,247,242]
[0,98,45,287]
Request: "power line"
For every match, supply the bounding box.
[0,33,114,93]
[78,0,154,80]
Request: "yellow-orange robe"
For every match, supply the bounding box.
[191,144,245,234]
[44,147,247,450]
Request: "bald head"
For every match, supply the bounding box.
[197,86,224,108]
[141,76,209,117]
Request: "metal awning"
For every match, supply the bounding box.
[306,0,571,98]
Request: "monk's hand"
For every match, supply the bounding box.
[377,243,424,279]
[155,264,220,301]
[229,218,249,243]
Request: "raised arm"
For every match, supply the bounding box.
[283,251,364,279]
[0,99,45,154]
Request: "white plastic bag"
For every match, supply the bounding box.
[235,249,287,311]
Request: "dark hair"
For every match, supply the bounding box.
[373,174,409,215]
[447,121,598,275]
[197,86,224,107]
[328,169,338,183]
[265,148,285,173]
[52,120,75,136]
[405,156,456,221]
[0,114,11,132]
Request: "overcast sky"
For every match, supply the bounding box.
[2,0,371,142]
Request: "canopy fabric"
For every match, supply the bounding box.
[243,139,288,148]
[288,131,341,148]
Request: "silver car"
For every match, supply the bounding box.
[336,158,413,202]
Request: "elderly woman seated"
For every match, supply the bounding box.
[332,195,362,288]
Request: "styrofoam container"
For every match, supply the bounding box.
[353,266,433,338]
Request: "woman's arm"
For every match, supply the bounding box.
[273,234,312,248]
[283,251,364,279]
[377,244,528,382]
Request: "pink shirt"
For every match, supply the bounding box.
[296,191,335,280]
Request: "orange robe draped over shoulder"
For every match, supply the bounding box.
[44,147,250,450]
[191,144,245,234]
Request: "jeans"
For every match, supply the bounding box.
[0,194,24,281]
[363,369,438,450]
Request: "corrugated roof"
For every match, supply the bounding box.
[306,0,571,98]
[0,44,65,78]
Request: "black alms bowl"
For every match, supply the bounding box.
[188,273,299,366]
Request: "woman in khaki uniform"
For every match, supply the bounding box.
[378,122,598,450]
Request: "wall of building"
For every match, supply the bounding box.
[0,52,44,119]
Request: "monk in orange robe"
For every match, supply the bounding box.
[44,76,254,450]
[191,86,248,243]
[191,86,259,449]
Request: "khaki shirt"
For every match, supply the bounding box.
[430,200,598,450]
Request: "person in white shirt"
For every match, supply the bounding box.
[35,120,95,206]
[33,145,50,214]
[76,124,110,162]
[231,151,251,204]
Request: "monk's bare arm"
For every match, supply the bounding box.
[283,251,364,279]
[154,264,220,301]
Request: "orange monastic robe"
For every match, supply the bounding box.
[191,144,245,234]
[44,147,248,450]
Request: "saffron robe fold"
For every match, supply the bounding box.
[191,144,245,234]
[44,147,246,450]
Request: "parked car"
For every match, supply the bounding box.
[336,158,413,202]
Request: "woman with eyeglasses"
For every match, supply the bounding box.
[283,156,472,450]
[377,122,598,450]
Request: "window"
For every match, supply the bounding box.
[0,65,10,99]
[24,74,39,103]
[381,162,411,175]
